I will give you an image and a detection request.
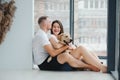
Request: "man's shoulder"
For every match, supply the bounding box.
[37,29,44,34]
[35,30,46,36]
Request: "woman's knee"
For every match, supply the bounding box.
[57,53,68,64]
[58,53,73,63]
[78,45,88,52]
[78,45,85,50]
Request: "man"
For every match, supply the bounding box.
[32,16,100,71]
[32,16,74,71]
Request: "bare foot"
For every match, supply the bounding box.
[80,59,100,72]
[101,65,107,73]
[87,65,100,72]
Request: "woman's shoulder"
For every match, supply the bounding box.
[49,34,59,42]
[48,34,56,39]
[50,34,56,38]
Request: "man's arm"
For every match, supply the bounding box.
[44,44,68,57]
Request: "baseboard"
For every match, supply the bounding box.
[111,71,119,80]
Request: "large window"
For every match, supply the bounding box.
[34,0,108,57]
[74,0,108,57]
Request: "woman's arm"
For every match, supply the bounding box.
[49,37,64,49]
[68,43,76,50]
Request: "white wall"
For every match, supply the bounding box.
[0,0,33,70]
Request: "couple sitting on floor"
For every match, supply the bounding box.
[32,16,107,72]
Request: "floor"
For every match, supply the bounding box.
[0,70,114,80]
[0,59,115,80]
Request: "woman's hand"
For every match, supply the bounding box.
[68,44,76,50]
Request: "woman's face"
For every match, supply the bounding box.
[52,22,61,35]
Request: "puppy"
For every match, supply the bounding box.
[47,33,73,63]
[58,33,72,45]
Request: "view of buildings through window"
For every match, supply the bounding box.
[34,0,70,33]
[74,0,107,57]
[34,0,108,57]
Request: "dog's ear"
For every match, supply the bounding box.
[58,33,64,41]
[66,33,70,37]
[60,33,64,36]
[63,33,70,36]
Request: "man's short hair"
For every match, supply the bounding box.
[38,16,48,25]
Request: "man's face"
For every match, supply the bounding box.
[43,18,51,30]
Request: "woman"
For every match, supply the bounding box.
[49,20,107,72]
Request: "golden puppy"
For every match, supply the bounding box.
[47,33,73,63]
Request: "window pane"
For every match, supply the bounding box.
[74,0,108,57]
[34,0,70,34]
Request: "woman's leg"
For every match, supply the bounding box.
[70,46,107,72]
[57,52,100,72]
[89,51,103,63]
[70,46,101,63]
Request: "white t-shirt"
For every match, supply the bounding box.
[32,29,50,65]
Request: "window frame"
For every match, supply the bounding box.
[107,0,116,72]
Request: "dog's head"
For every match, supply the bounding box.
[58,33,73,45]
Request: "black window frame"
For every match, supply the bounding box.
[107,0,116,73]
